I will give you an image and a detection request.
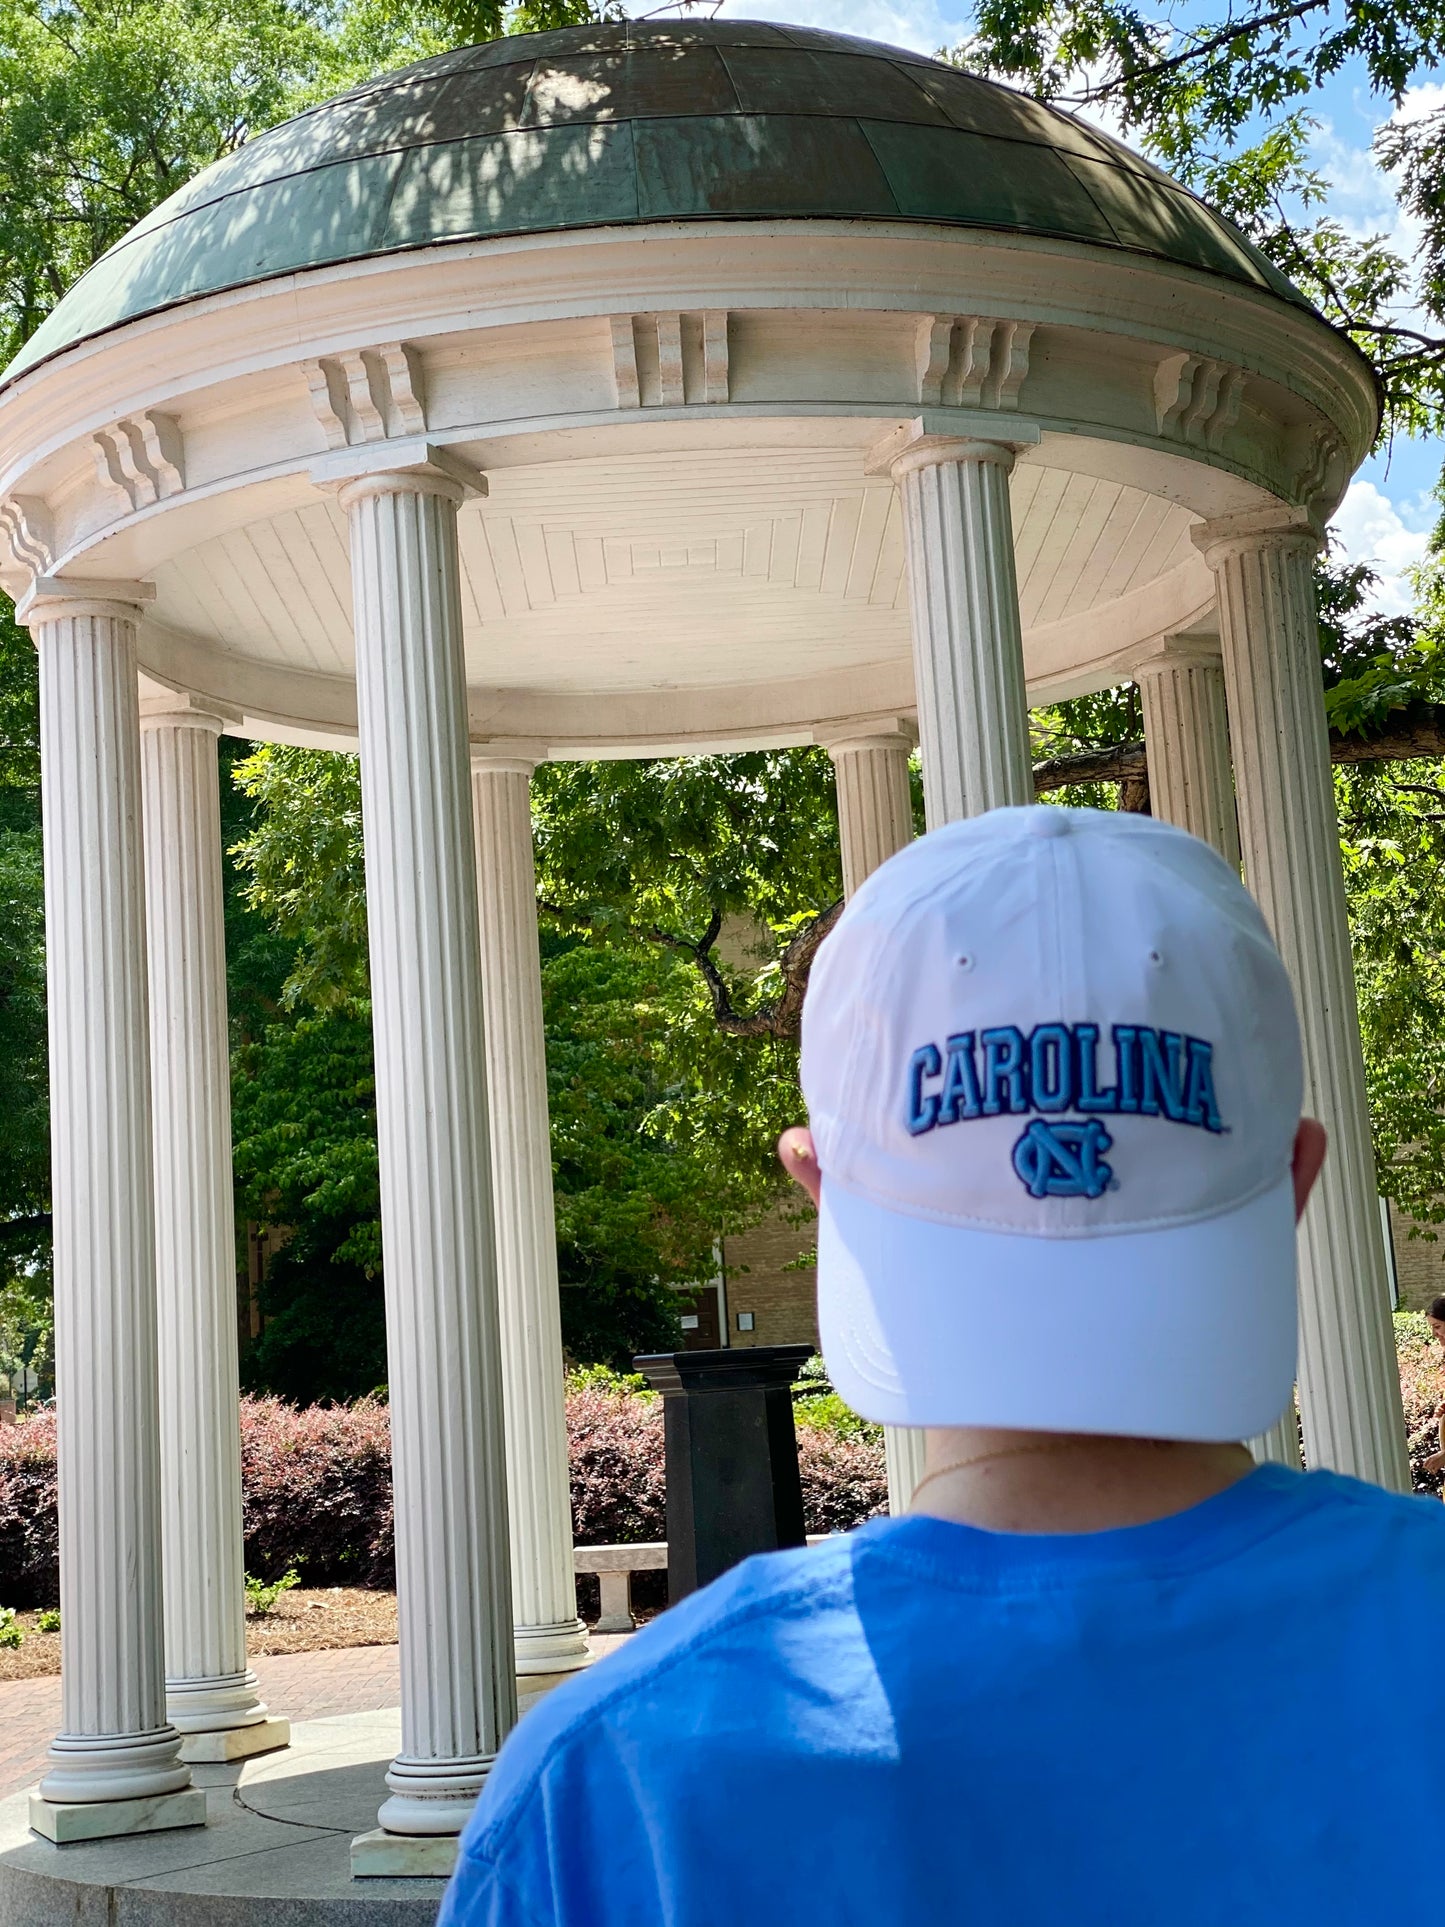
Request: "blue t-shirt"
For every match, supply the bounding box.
[439,1466,1445,1926]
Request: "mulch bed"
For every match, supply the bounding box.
[0,1588,400,1682]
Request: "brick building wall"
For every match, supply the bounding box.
[715,1197,1445,1336]
[721,1201,818,1351]
[1388,1201,1445,1313]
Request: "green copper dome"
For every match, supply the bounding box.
[4,19,1309,383]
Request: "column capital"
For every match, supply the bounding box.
[16,574,155,628]
[139,691,240,736]
[1125,628,1225,681]
[1192,504,1322,570]
[470,738,548,776]
[820,718,918,760]
[311,438,487,508]
[867,412,1041,481]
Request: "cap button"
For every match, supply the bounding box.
[1028,808,1071,838]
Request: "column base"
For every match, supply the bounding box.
[39,1728,191,1805]
[352,1827,460,1879]
[178,1717,291,1764]
[29,1786,207,1844]
[379,1752,492,1837]
[514,1617,591,1676]
[167,1669,270,1735]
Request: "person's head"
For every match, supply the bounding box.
[780,806,1325,1444]
[1428,1296,1445,1350]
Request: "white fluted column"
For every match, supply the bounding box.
[1136,639,1298,1468]
[141,700,290,1761]
[471,750,587,1679]
[886,434,1033,1494]
[336,455,514,1845]
[23,583,200,1838]
[827,725,925,1509]
[892,433,1035,824]
[1196,509,1409,1490]
[830,726,915,899]
[1136,644,1242,870]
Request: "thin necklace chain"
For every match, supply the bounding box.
[909,1438,1080,1504]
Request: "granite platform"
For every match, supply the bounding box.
[0,1707,444,1925]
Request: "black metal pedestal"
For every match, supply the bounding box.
[634,1344,813,1602]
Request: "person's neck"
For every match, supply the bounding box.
[908,1427,1256,1534]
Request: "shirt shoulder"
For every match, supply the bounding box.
[523,1537,852,1756]
[459,1533,864,1849]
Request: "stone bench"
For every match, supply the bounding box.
[575,1538,829,1633]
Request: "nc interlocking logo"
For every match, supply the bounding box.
[1011,1118,1115,1199]
[903,1020,1224,1201]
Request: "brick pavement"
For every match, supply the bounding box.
[0,1675,60,1807]
[0,1635,627,1804]
[0,1644,403,1803]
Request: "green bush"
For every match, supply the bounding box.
[791,1355,881,1444]
[793,1390,882,1445]
[35,1607,58,1633]
[566,1363,653,1399]
[0,1606,21,1650]
[245,1569,300,1617]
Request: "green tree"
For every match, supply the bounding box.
[0,603,48,1395]
[228,740,823,1381]
[1339,760,1445,1231]
[0,0,617,369]
[961,0,1445,436]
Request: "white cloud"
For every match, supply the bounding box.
[1330,479,1434,616]
[1308,121,1406,237]
[631,0,965,53]
[1393,79,1445,125]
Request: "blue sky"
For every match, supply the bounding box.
[634,0,1443,617]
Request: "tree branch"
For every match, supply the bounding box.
[652,902,844,1040]
[539,700,1445,1045]
[1032,701,1445,796]
[1066,0,1327,102]
[1033,741,1149,791]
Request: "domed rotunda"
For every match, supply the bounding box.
[0,17,1405,1909]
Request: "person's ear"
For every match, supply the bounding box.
[1292,1117,1327,1222]
[778,1127,822,1206]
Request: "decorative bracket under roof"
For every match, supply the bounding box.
[93,412,185,511]
[1286,422,1348,519]
[303,342,428,449]
[1153,353,1244,451]
[609,313,730,408]
[0,494,53,584]
[914,316,1035,411]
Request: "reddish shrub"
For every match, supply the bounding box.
[239,1394,395,1586]
[0,1379,884,1610]
[798,1428,889,1533]
[1399,1314,1445,1496]
[566,1387,667,1546]
[0,1408,58,1608]
[565,1386,667,1616]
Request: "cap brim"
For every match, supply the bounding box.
[817,1174,1298,1441]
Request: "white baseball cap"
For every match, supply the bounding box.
[802,806,1304,1441]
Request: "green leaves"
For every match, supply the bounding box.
[225,742,829,1378]
[532,750,843,945]
[960,0,1445,438]
[0,0,608,369]
[1339,760,1445,1228]
[230,744,368,1012]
